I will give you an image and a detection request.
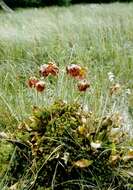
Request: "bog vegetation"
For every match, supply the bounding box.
[0,3,133,190]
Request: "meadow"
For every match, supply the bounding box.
[0,3,133,190]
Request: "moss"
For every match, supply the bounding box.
[6,101,133,189]
[0,141,14,178]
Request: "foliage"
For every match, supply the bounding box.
[6,101,133,189]
[4,0,42,7]
[55,0,72,6]
[2,0,133,8]
[4,0,72,7]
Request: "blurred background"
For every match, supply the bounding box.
[1,0,133,8]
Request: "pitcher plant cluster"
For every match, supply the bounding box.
[28,62,90,93]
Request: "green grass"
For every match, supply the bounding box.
[0,3,133,189]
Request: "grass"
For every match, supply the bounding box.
[0,2,133,189]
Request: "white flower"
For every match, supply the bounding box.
[83,105,89,113]
[125,88,131,95]
[91,141,101,149]
[108,72,115,82]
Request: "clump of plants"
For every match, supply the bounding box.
[7,102,132,189]
[2,63,133,190]
[27,62,90,93]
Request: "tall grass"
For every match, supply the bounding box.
[0,3,133,125]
